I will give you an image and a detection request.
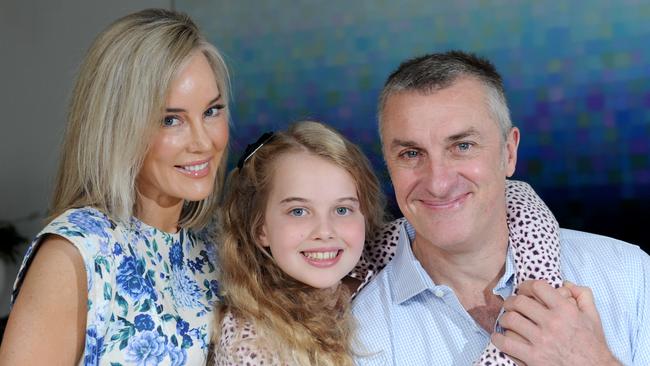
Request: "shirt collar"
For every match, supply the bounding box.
[388,220,516,304]
[388,220,437,304]
[494,245,516,298]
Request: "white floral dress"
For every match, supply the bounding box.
[11,207,220,366]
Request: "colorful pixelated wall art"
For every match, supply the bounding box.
[179,0,650,249]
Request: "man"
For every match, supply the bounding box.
[352,51,650,365]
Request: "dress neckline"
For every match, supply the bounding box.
[129,214,185,239]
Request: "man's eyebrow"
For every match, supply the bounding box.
[446,127,480,142]
[389,139,420,150]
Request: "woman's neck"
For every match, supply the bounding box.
[135,194,184,233]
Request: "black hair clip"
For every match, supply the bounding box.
[236,131,275,169]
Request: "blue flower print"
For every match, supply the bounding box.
[68,209,111,237]
[84,326,104,366]
[187,257,204,273]
[69,209,112,255]
[169,242,184,270]
[126,330,167,365]
[113,243,123,256]
[117,256,153,301]
[167,346,187,366]
[176,319,189,335]
[169,270,202,308]
[209,280,220,296]
[134,314,155,332]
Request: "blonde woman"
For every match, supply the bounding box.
[0,9,229,365]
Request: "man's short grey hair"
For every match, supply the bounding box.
[378,50,513,142]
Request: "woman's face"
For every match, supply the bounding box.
[138,52,228,207]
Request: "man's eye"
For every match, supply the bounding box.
[162,116,181,127]
[401,150,419,158]
[457,142,472,152]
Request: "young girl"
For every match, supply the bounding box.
[213,121,384,365]
[212,121,563,365]
[1,9,229,365]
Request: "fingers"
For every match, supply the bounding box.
[517,280,570,309]
[503,294,549,325]
[491,332,531,363]
[556,286,571,299]
[502,331,529,366]
[557,286,578,306]
[563,281,602,324]
[499,310,539,342]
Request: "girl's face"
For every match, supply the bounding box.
[259,151,365,289]
[137,52,229,207]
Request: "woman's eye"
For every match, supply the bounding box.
[289,208,306,217]
[162,116,180,127]
[204,104,225,118]
[335,207,350,216]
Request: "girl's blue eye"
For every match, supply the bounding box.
[336,207,350,216]
[457,142,472,152]
[290,208,306,217]
[162,116,180,127]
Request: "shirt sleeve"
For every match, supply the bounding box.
[632,247,650,365]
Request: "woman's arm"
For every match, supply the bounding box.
[0,236,87,364]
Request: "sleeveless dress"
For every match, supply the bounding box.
[11,207,220,366]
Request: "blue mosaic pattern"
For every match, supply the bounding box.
[178,0,650,247]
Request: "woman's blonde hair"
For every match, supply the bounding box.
[216,121,385,365]
[50,8,230,229]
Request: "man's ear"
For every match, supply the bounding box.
[504,127,520,177]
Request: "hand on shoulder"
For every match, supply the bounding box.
[492,280,621,366]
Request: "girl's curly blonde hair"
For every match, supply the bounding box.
[214,121,385,364]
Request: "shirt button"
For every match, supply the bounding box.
[434,289,445,298]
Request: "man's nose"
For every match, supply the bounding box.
[422,158,457,197]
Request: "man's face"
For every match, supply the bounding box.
[381,77,519,253]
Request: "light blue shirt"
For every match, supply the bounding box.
[352,221,650,365]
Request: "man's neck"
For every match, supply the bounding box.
[412,234,508,292]
[412,228,509,331]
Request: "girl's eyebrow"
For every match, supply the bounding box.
[278,197,359,204]
[337,197,359,203]
[279,197,309,204]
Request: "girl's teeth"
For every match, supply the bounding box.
[303,251,338,260]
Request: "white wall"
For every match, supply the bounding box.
[0,0,171,316]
